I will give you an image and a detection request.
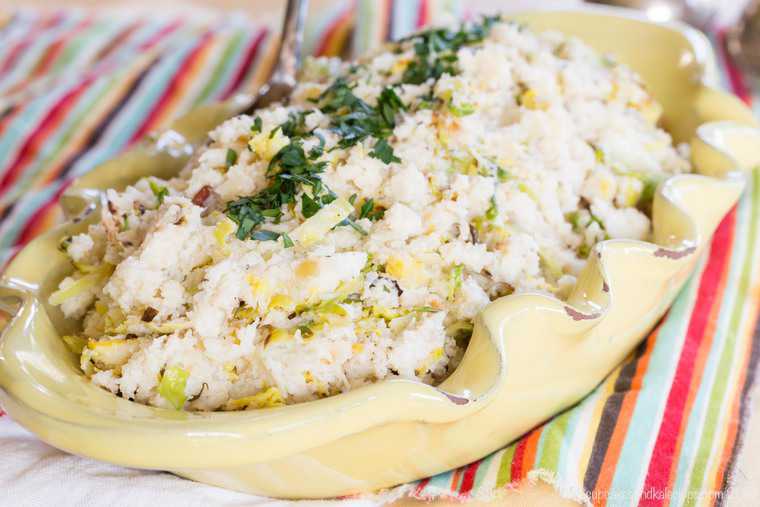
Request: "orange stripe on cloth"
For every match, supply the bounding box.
[129,30,216,141]
[593,331,658,502]
[314,3,355,57]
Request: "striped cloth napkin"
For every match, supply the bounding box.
[0,2,759,506]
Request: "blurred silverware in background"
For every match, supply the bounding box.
[592,0,760,77]
[242,0,308,113]
[589,0,720,27]
[727,1,760,76]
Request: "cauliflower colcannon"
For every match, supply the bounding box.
[51,17,690,411]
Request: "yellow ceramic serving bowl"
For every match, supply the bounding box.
[2,6,760,499]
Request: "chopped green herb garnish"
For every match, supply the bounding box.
[307,132,325,159]
[359,198,374,219]
[370,138,401,164]
[277,111,312,138]
[282,232,294,248]
[260,208,282,218]
[315,81,404,155]
[376,86,406,126]
[251,116,263,133]
[225,138,333,240]
[496,167,510,182]
[339,217,368,235]
[149,180,169,205]
[251,230,281,241]
[225,148,238,168]
[301,193,322,218]
[399,15,500,85]
[357,198,385,221]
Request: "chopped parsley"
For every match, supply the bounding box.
[314,80,405,161]
[225,140,331,240]
[399,15,500,85]
[339,217,368,236]
[149,180,169,205]
[276,111,312,138]
[225,148,238,168]
[358,198,385,221]
[369,138,400,164]
[251,230,280,241]
[251,116,263,134]
[225,15,502,242]
[301,193,328,218]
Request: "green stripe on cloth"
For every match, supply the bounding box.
[685,170,759,504]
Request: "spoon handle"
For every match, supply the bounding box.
[270,0,309,89]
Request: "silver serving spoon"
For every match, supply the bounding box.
[241,0,309,114]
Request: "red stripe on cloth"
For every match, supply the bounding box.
[128,30,214,143]
[416,0,429,28]
[0,12,65,76]
[28,17,94,80]
[413,477,431,497]
[510,438,528,483]
[458,459,481,496]
[717,30,752,106]
[137,19,182,52]
[639,208,737,507]
[219,28,268,99]
[0,74,96,197]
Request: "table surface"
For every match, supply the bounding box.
[0,0,757,505]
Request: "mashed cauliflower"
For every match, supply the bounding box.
[52,17,690,411]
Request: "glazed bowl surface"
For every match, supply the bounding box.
[1,5,760,499]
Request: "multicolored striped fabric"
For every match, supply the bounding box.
[0,2,758,506]
[0,10,273,268]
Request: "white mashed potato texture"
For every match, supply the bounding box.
[52,18,689,411]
